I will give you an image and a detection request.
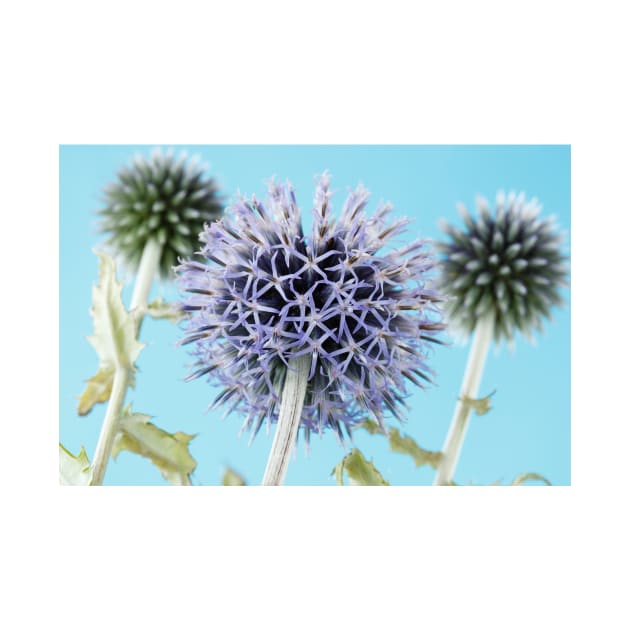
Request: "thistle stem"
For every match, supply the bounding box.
[130,238,163,320]
[434,314,494,486]
[89,239,162,485]
[262,355,311,486]
[89,366,130,485]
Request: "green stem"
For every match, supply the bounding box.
[89,239,162,485]
[262,355,310,486]
[434,314,494,486]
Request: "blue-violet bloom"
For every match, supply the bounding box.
[176,173,445,445]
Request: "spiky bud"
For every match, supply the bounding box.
[438,191,568,341]
[176,173,445,445]
[99,148,222,278]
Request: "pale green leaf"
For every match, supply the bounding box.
[460,389,497,416]
[222,468,247,486]
[59,443,91,485]
[78,366,136,417]
[357,418,385,435]
[510,472,551,486]
[332,449,389,486]
[146,297,182,323]
[332,459,345,486]
[357,420,441,469]
[112,406,197,484]
[77,365,114,416]
[388,428,443,469]
[87,250,144,368]
[78,251,144,414]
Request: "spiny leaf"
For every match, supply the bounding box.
[77,251,144,415]
[87,250,145,368]
[510,472,551,486]
[77,366,114,416]
[357,420,441,469]
[332,449,389,486]
[388,428,443,469]
[332,459,345,486]
[78,367,136,417]
[357,418,385,435]
[112,405,197,484]
[344,450,389,486]
[460,389,497,416]
[222,468,247,486]
[146,297,182,323]
[59,443,91,485]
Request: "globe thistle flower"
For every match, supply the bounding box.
[177,173,445,447]
[99,148,222,278]
[433,190,569,486]
[86,149,221,485]
[438,191,568,341]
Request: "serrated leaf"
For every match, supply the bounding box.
[146,297,182,323]
[332,459,345,485]
[222,468,247,486]
[59,443,91,485]
[78,251,144,415]
[357,418,386,435]
[357,420,441,469]
[332,448,389,486]
[511,472,551,486]
[88,250,145,368]
[112,406,197,484]
[77,366,114,416]
[388,428,443,469]
[77,367,137,417]
[460,389,497,416]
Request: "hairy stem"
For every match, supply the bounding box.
[262,355,310,486]
[434,314,494,486]
[89,239,162,485]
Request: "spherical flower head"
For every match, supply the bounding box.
[99,148,223,278]
[438,191,569,341]
[176,173,445,445]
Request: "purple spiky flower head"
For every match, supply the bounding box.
[176,173,445,445]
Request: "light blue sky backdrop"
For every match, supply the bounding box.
[59,145,570,485]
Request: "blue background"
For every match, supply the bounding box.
[59,145,570,485]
